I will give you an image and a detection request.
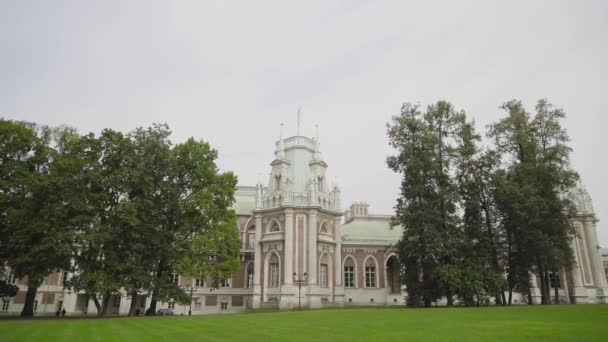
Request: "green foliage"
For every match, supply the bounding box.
[0,119,74,316]
[0,280,18,298]
[1,119,240,316]
[388,98,578,307]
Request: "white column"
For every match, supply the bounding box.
[570,238,583,288]
[308,210,318,284]
[284,209,294,285]
[253,214,263,308]
[585,218,607,288]
[334,217,342,287]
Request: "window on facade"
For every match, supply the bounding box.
[168,302,175,309]
[549,272,561,289]
[270,262,280,287]
[113,296,120,308]
[317,177,323,192]
[248,233,256,249]
[62,271,68,285]
[275,175,281,190]
[220,278,232,288]
[195,278,204,287]
[320,223,328,234]
[1,299,9,311]
[6,272,16,285]
[34,300,38,312]
[344,266,355,288]
[220,301,228,310]
[270,223,280,232]
[320,264,328,288]
[172,273,179,285]
[57,300,63,312]
[365,267,376,288]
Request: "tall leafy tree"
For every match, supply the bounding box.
[0,120,73,316]
[489,99,577,304]
[129,124,239,315]
[57,129,147,316]
[387,101,464,307]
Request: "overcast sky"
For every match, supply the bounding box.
[2,0,607,245]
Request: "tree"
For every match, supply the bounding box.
[387,101,465,307]
[448,122,506,306]
[489,99,577,305]
[0,120,74,316]
[129,125,240,315]
[57,129,147,316]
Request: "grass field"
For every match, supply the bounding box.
[0,305,607,341]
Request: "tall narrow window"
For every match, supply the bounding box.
[248,233,256,249]
[6,272,16,285]
[1,299,9,311]
[34,300,38,312]
[195,278,204,287]
[220,278,232,288]
[172,273,179,285]
[168,301,175,309]
[270,263,280,287]
[344,266,355,288]
[320,264,328,288]
[365,267,376,288]
[270,223,280,232]
[62,271,68,285]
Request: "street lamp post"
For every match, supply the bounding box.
[292,272,308,310]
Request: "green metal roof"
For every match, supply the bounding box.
[340,218,403,246]
[230,186,256,216]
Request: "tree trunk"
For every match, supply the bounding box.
[446,288,453,306]
[128,291,138,316]
[101,291,112,316]
[553,269,559,304]
[538,265,548,305]
[20,278,40,317]
[501,292,507,306]
[147,259,166,315]
[527,288,533,305]
[92,295,102,316]
[543,270,551,305]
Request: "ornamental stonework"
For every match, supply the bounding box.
[263,243,283,253]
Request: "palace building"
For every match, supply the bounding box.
[1,131,607,315]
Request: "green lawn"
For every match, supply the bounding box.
[1,305,607,341]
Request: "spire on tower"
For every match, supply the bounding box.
[277,123,286,160]
[313,124,322,160]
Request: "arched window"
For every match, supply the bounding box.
[275,175,281,191]
[269,253,280,287]
[386,255,400,294]
[270,223,280,232]
[320,222,328,234]
[364,257,377,288]
[320,253,329,288]
[344,257,356,288]
[247,227,256,249]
